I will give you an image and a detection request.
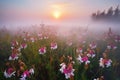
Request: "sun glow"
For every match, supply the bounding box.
[53,10,61,19]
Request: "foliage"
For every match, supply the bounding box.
[0,26,120,80]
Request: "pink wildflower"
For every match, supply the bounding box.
[77,55,90,64]
[60,63,75,79]
[114,35,120,42]
[39,47,46,54]
[21,43,27,49]
[87,50,96,58]
[99,58,112,68]
[50,42,57,50]
[20,70,30,80]
[4,68,16,78]
[9,53,18,60]
[107,43,117,50]
[11,40,18,47]
[89,42,97,49]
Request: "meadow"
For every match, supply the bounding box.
[0,25,120,80]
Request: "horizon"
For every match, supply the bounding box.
[0,0,120,26]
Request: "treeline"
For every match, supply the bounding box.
[92,5,120,21]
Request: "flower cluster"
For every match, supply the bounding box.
[60,62,75,79]
[38,42,57,54]
[107,43,117,50]
[2,27,119,80]
[20,68,34,80]
[114,35,120,42]
[77,54,90,65]
[77,47,96,65]
[9,41,20,60]
[89,41,97,49]
[4,60,34,80]
[4,40,34,79]
[99,58,112,68]
[87,49,96,58]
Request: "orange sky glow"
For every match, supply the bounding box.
[0,0,119,25]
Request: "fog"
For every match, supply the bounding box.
[0,17,120,35]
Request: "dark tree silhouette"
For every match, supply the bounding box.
[107,7,113,17]
[114,5,120,17]
[92,5,120,21]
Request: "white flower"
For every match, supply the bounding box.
[9,53,19,60]
[4,68,16,78]
[99,58,104,68]
[29,68,34,75]
[77,55,83,63]
[59,63,66,73]
[50,42,57,50]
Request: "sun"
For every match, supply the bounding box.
[52,10,61,19]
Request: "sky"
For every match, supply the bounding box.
[0,0,120,25]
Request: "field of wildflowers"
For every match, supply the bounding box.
[0,25,120,80]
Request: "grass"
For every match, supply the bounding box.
[0,26,120,80]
